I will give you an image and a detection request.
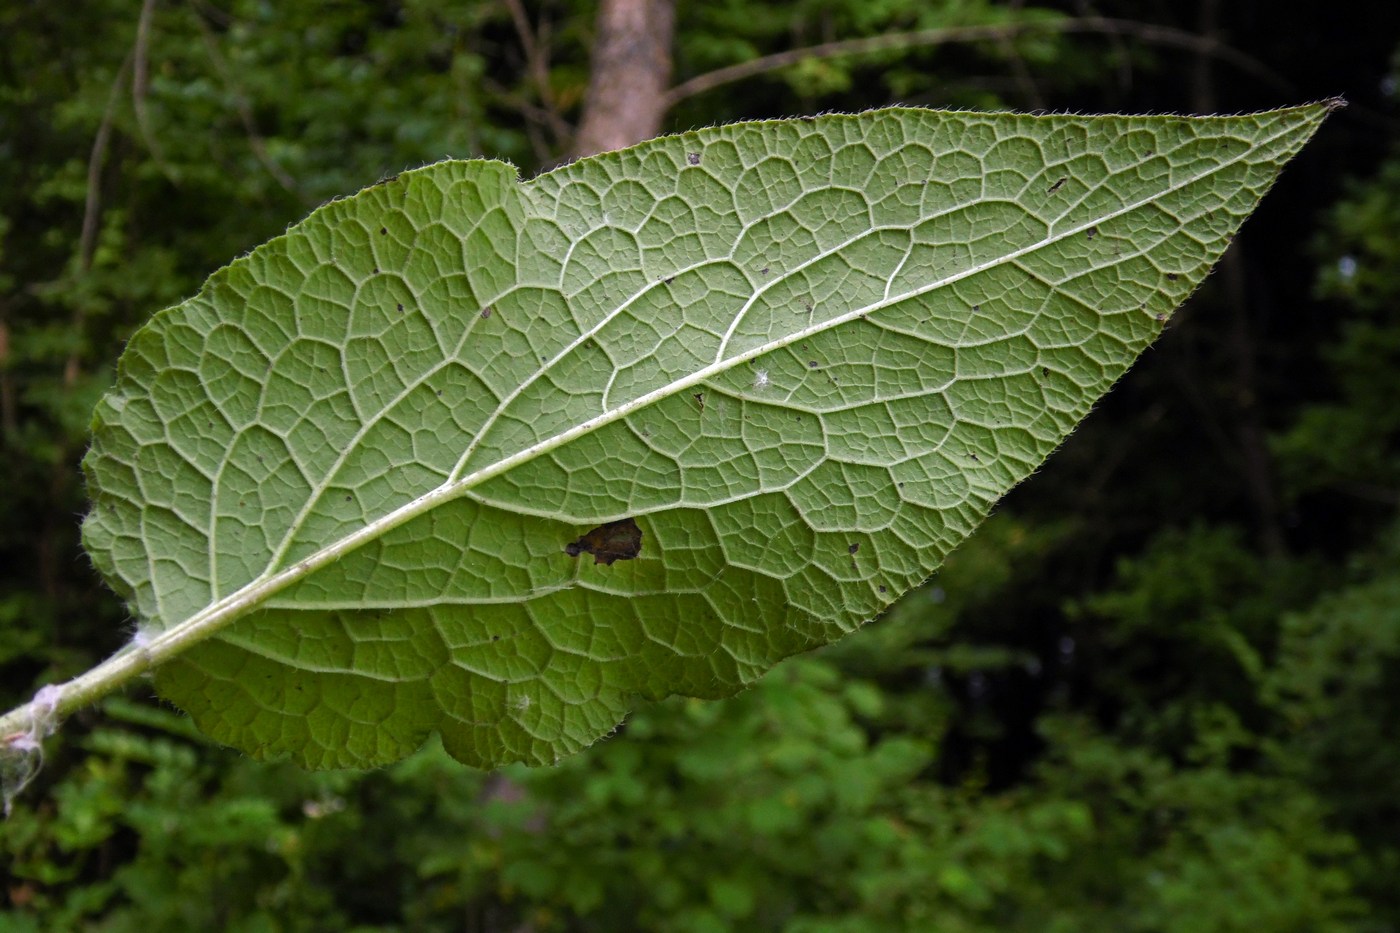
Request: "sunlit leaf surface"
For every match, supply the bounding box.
[82,105,1330,767]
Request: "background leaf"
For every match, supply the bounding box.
[81,105,1330,769]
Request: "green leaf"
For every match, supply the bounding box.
[79,105,1332,769]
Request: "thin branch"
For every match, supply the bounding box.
[190,1,301,196]
[1075,1,1134,94]
[503,0,572,147]
[132,0,175,180]
[0,315,15,442]
[997,0,1046,109]
[480,76,574,165]
[79,52,133,276]
[664,17,1295,108]
[1336,481,1400,506]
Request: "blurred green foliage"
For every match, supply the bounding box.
[3,0,1400,929]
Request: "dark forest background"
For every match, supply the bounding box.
[3,1,1400,930]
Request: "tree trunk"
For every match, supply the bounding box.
[572,0,676,159]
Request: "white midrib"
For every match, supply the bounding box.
[10,114,1301,728]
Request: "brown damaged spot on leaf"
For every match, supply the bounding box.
[566,518,643,566]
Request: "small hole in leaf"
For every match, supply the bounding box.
[565,518,643,566]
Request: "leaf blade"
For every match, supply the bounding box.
[83,105,1333,768]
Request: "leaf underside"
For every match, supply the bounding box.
[83,105,1329,769]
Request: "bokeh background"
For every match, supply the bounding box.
[3,1,1400,930]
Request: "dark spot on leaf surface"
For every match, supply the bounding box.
[687,152,701,165]
[848,542,859,554]
[1048,177,1067,193]
[878,585,888,594]
[693,392,705,410]
[1086,226,1098,239]
[396,303,404,312]
[1167,272,1178,281]
[566,518,643,566]
[380,227,388,235]
[481,306,492,319]
[809,361,819,369]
